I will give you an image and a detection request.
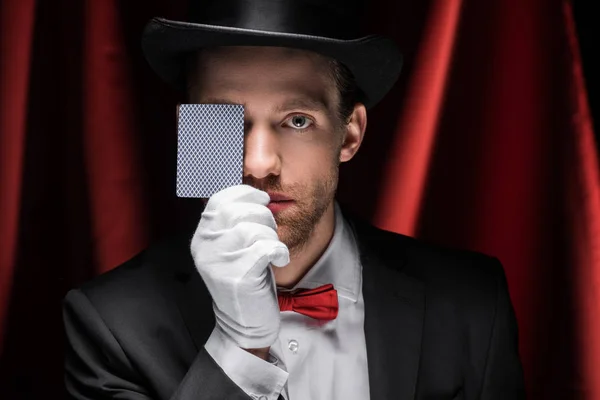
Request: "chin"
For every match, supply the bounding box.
[275,223,292,242]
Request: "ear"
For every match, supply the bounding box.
[339,103,367,163]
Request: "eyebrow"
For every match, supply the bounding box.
[198,97,330,114]
[198,98,245,107]
[274,97,330,113]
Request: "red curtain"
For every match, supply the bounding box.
[1,0,598,399]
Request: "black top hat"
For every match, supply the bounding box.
[141,0,403,109]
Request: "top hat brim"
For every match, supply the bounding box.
[142,17,402,109]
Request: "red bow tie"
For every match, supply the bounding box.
[277,284,339,321]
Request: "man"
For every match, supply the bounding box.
[63,1,525,399]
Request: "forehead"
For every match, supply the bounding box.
[188,46,337,109]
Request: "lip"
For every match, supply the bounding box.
[267,192,293,202]
[267,199,294,214]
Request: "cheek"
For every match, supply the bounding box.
[278,129,341,161]
[280,139,338,179]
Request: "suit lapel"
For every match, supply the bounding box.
[349,216,425,400]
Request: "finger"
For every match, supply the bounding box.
[222,221,280,252]
[267,245,290,268]
[193,220,280,262]
[205,185,269,212]
[217,202,277,231]
[243,239,290,279]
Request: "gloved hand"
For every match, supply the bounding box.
[190,185,290,349]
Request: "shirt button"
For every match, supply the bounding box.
[258,396,268,400]
[288,339,299,354]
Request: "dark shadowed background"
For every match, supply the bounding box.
[0,0,598,399]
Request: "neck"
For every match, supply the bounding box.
[272,201,336,288]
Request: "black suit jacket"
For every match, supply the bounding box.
[63,216,525,400]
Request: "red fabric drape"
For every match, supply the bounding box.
[375,0,463,234]
[0,0,36,355]
[0,0,598,398]
[83,0,148,273]
[564,3,600,398]
[365,1,600,397]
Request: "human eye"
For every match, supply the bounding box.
[283,115,314,131]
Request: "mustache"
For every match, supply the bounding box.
[243,175,284,192]
[243,175,306,201]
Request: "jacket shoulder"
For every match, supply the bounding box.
[67,232,197,318]
[348,215,507,301]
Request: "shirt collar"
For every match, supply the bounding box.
[279,202,362,302]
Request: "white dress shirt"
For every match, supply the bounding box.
[205,202,370,400]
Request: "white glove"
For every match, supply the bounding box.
[191,185,290,349]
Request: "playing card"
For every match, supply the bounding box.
[176,104,244,198]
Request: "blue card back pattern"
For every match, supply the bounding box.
[176,104,244,198]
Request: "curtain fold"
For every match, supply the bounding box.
[374,0,464,235]
[0,0,36,354]
[83,0,149,274]
[563,3,600,398]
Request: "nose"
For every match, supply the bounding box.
[243,122,281,179]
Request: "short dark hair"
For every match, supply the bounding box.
[185,50,364,126]
[327,59,365,126]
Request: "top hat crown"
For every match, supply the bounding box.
[142,0,402,108]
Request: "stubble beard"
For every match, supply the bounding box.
[276,168,338,256]
[245,159,340,257]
